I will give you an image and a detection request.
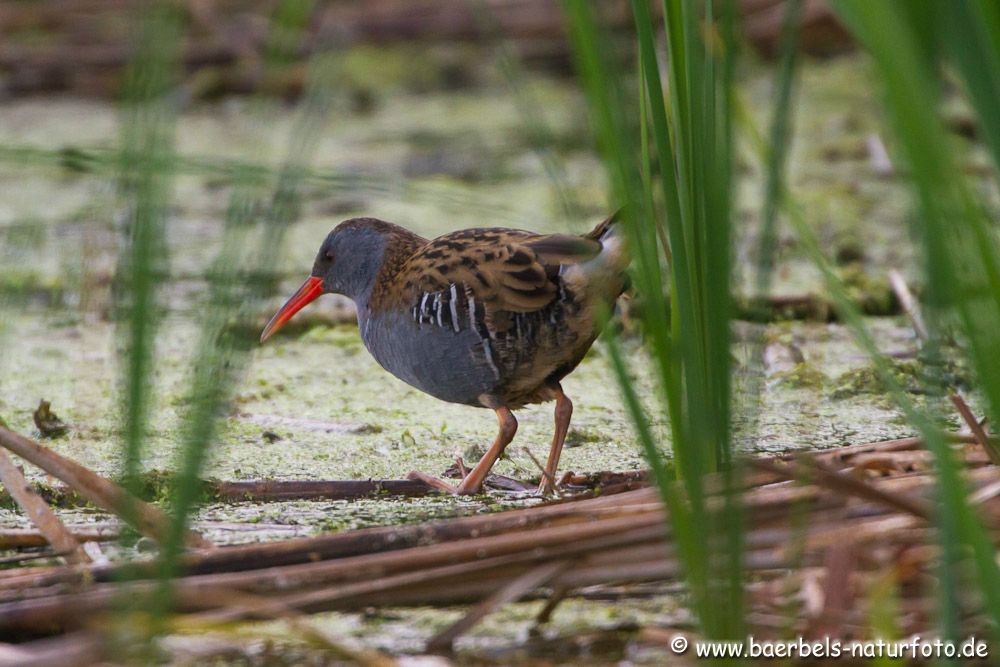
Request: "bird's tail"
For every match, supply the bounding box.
[584,206,627,243]
[587,207,630,280]
[571,207,630,302]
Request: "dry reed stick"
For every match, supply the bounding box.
[0,449,88,565]
[426,560,570,651]
[0,426,210,549]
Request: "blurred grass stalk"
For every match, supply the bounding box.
[829,0,1000,635]
[735,0,801,481]
[107,0,329,635]
[115,2,179,514]
[109,3,180,655]
[568,0,1000,647]
[564,0,744,644]
[731,0,1000,638]
[151,0,325,619]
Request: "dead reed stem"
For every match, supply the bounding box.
[0,426,210,549]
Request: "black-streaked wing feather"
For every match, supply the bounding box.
[394,229,598,318]
[364,216,625,408]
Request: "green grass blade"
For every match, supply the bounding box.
[136,0,326,625]
[564,0,743,649]
[736,38,1000,632]
[109,4,182,657]
[115,2,180,505]
[832,0,1000,634]
[736,0,802,475]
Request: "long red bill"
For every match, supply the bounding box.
[260,276,324,343]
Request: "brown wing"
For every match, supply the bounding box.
[391,228,601,315]
[372,227,607,400]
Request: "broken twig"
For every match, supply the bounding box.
[0,449,88,565]
[427,560,570,652]
[887,270,926,339]
[950,394,1000,466]
[0,426,210,549]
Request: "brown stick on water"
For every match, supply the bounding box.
[426,560,570,652]
[0,426,211,549]
[212,479,435,501]
[0,464,971,631]
[0,450,89,565]
[0,630,104,666]
[950,394,1000,466]
[750,457,934,521]
[0,440,984,603]
[0,487,661,595]
[888,270,927,340]
[0,441,979,595]
[0,462,997,633]
[0,527,118,550]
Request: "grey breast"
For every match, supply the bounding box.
[358,307,499,406]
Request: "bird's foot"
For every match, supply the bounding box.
[536,477,556,497]
[537,470,575,497]
[523,450,557,496]
[407,470,483,496]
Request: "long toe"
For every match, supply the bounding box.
[407,470,459,494]
[454,477,486,495]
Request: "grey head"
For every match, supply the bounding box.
[259,217,425,343]
[311,217,425,307]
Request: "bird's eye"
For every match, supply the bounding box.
[325,251,334,261]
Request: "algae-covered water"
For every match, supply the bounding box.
[0,49,984,661]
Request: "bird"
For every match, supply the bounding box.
[259,211,629,495]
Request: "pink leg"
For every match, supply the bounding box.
[408,408,518,496]
[537,387,572,496]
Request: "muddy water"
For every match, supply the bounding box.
[0,51,980,661]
